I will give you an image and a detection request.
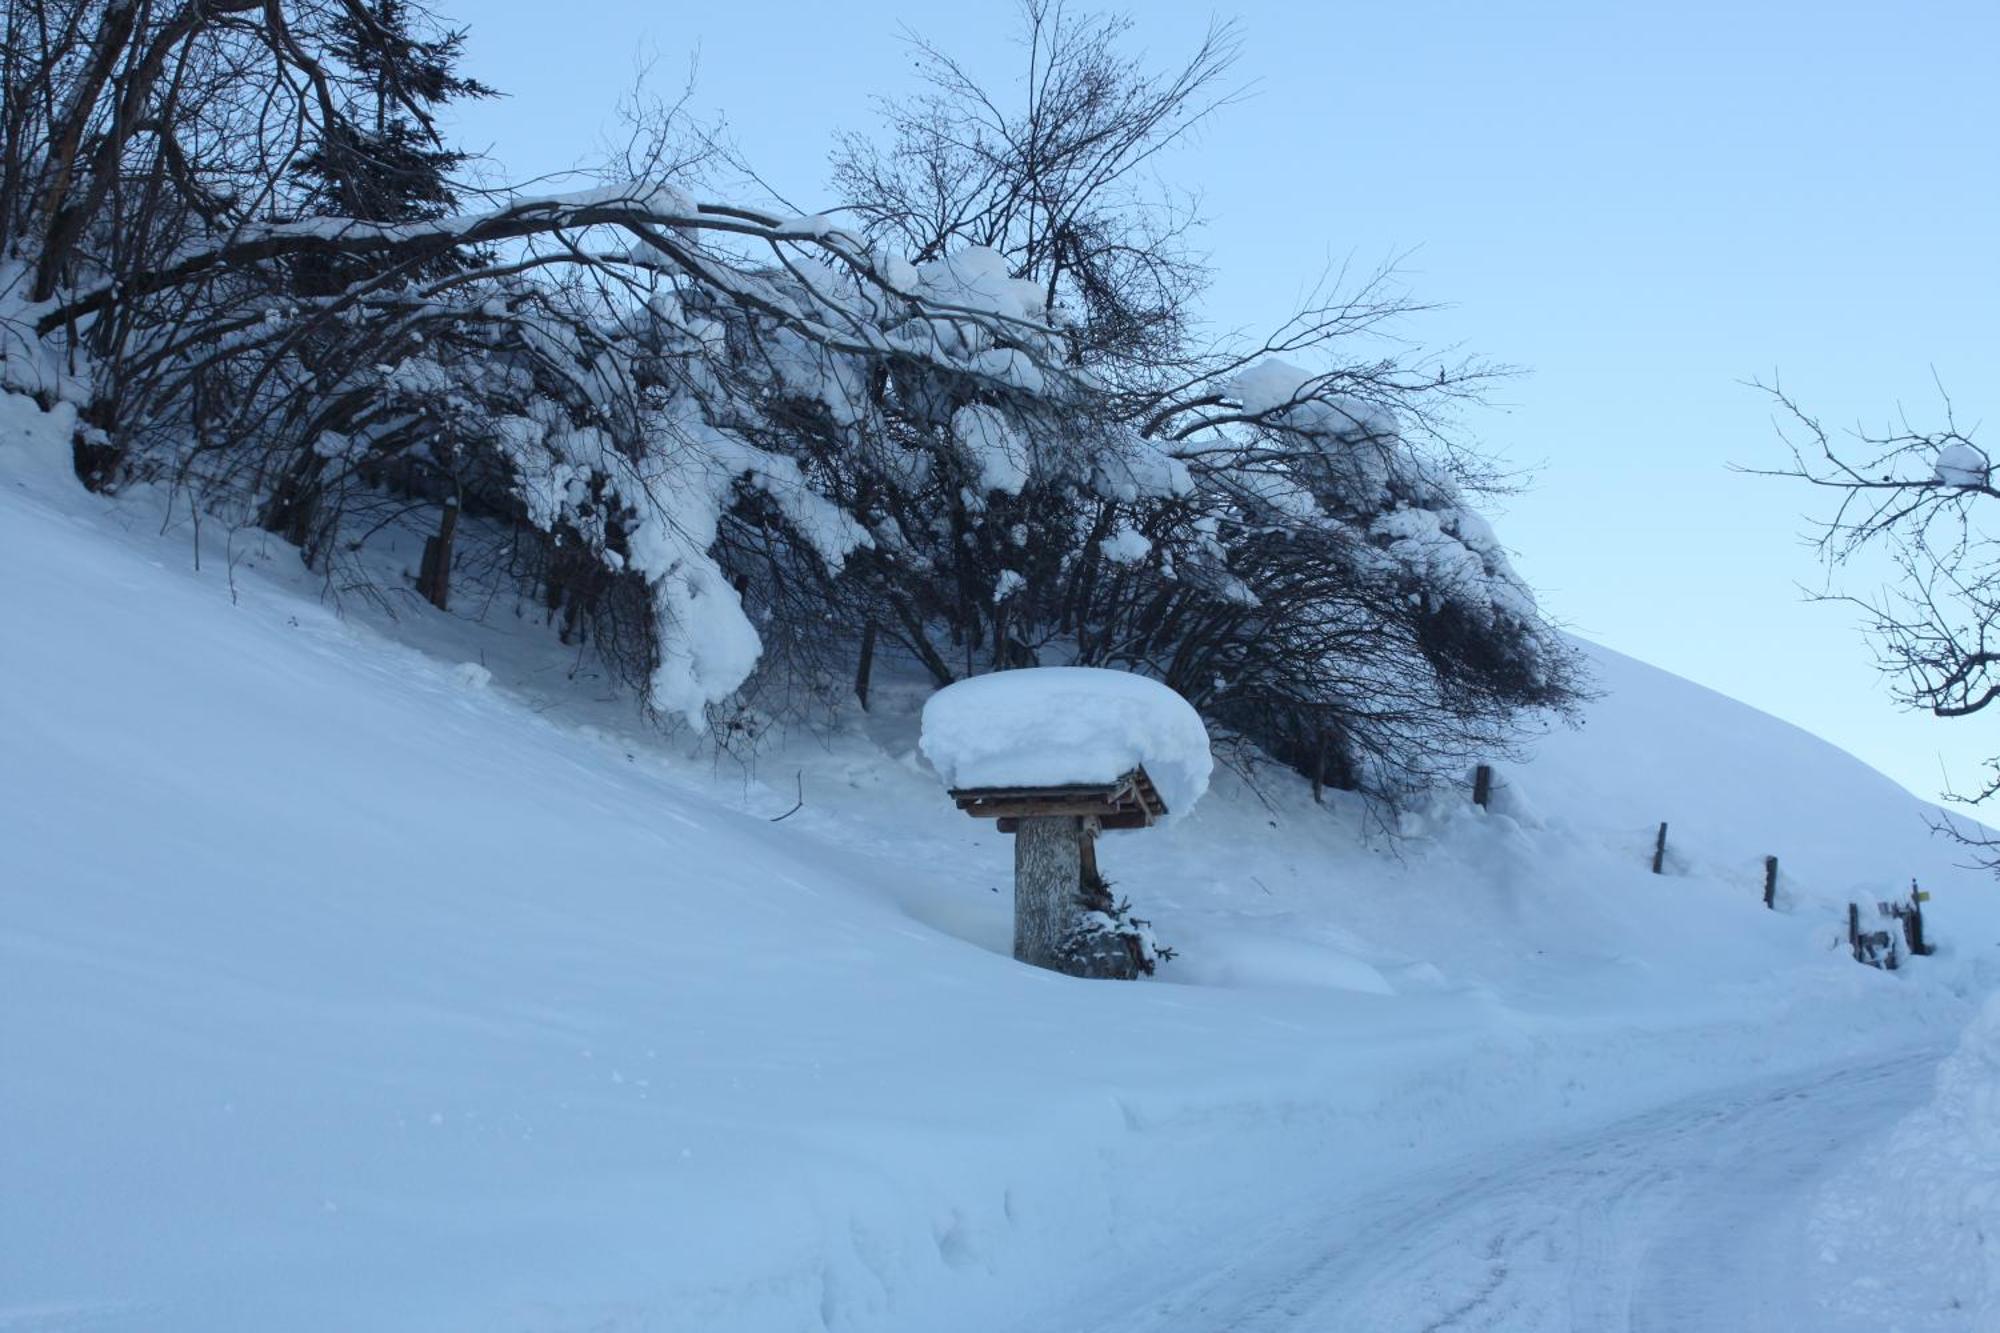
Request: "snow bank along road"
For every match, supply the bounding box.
[1032,1052,1942,1333]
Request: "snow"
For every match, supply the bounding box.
[489,396,871,725]
[1813,993,2000,1327]
[1057,1055,1943,1331]
[1231,357,1317,414]
[918,667,1213,819]
[1935,441,1989,488]
[1098,525,1152,564]
[1228,356,1397,439]
[952,402,1032,496]
[914,245,1047,325]
[4,389,2000,1331]
[1092,428,1193,502]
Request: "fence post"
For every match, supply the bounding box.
[417,495,459,611]
[1848,902,1861,962]
[1651,822,1668,875]
[1763,856,1778,910]
[853,622,877,711]
[1473,764,1493,809]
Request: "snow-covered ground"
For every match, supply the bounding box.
[3,391,1997,1332]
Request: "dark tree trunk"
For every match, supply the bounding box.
[854,621,877,710]
[418,498,459,610]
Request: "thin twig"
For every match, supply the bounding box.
[769,769,804,822]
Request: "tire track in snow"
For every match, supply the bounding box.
[1047,1054,1938,1333]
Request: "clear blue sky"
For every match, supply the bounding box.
[445,0,1998,804]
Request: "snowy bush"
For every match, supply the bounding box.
[2,0,1583,803]
[1061,893,1174,980]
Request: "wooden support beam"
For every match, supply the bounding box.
[998,810,1152,833]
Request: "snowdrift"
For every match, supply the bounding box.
[2,393,1996,1332]
[1814,994,2000,1327]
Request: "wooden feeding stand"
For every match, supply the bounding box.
[949,767,1168,971]
[921,664,1210,977]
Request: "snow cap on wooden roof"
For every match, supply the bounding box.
[919,667,1212,826]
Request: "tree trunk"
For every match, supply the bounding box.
[1013,815,1081,970]
[854,621,877,711]
[418,497,459,610]
[260,446,326,547]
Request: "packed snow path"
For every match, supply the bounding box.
[1039,1053,1942,1333]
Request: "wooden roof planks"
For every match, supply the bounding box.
[948,766,1167,832]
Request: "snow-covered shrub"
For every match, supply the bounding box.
[1061,889,1174,980]
[6,0,1583,805]
[729,8,1586,805]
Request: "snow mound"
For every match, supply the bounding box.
[9,389,2000,1333]
[914,245,1046,324]
[1228,356,1397,439]
[918,667,1211,820]
[1934,441,1989,488]
[1812,991,2000,1326]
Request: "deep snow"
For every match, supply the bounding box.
[2,392,1997,1331]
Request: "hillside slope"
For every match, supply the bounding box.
[3,394,1995,1332]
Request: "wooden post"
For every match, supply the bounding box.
[1473,764,1493,809]
[1906,881,1931,956]
[1763,856,1778,910]
[854,622,877,712]
[1651,822,1668,875]
[1014,815,1082,971]
[1848,902,1862,962]
[417,496,459,611]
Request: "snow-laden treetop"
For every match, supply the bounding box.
[918,668,1212,822]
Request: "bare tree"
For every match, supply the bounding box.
[831,1,1238,384]
[1748,377,2000,858]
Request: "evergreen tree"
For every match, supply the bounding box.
[291,0,497,288]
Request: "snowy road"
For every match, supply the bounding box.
[1039,1053,1941,1333]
